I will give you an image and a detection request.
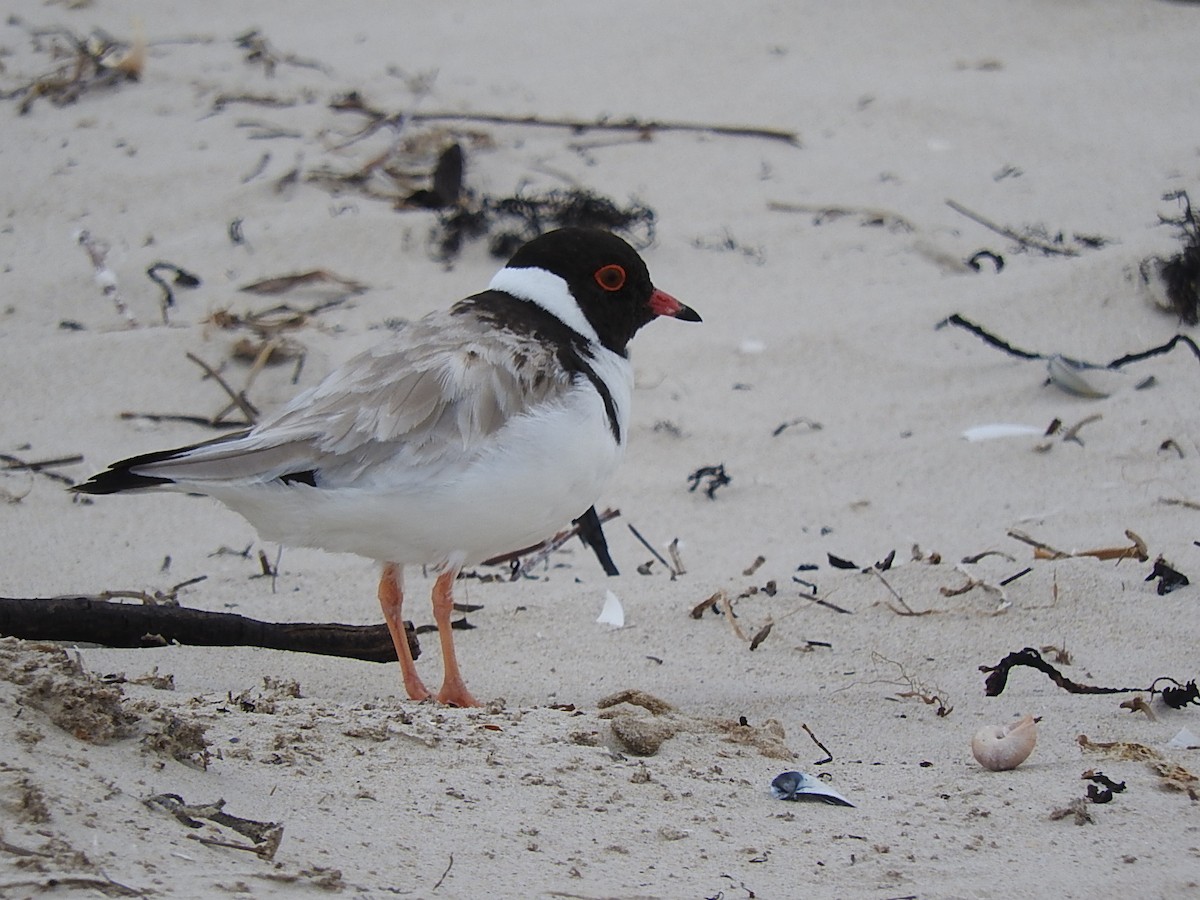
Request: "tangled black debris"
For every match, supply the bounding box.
[982,648,1198,709]
[432,188,656,261]
[1145,556,1190,595]
[404,143,465,210]
[686,464,731,500]
[146,262,202,324]
[1146,190,1200,324]
[1084,771,1127,804]
[1152,677,1200,710]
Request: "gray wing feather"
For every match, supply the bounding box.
[131,312,571,487]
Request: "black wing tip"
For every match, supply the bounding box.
[71,468,176,494]
[70,442,204,495]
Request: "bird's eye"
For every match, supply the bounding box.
[594,264,626,292]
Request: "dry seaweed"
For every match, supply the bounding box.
[982,648,1197,709]
[1143,190,1200,324]
[6,26,144,114]
[432,189,657,261]
[939,313,1200,370]
[1145,556,1190,595]
[687,464,731,500]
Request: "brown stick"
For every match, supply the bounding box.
[0,595,412,663]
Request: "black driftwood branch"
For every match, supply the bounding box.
[0,595,412,663]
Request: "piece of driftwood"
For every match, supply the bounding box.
[0,595,413,663]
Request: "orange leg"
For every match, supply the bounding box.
[377,563,432,702]
[432,569,480,707]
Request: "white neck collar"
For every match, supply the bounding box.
[488,266,599,344]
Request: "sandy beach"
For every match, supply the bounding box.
[3,2,1200,897]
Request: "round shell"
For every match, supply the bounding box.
[971,714,1037,771]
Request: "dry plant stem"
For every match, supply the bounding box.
[874,570,932,616]
[185,351,259,424]
[627,523,678,577]
[801,723,834,765]
[767,201,915,231]
[718,591,749,642]
[406,110,800,145]
[480,507,620,570]
[945,198,1079,256]
[0,452,81,486]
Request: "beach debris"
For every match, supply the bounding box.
[1,452,82,490]
[8,24,145,114]
[971,714,1038,771]
[0,593,415,663]
[982,648,1200,711]
[333,92,800,145]
[772,417,822,436]
[1032,414,1104,451]
[945,198,1110,258]
[1145,556,1190,595]
[1166,727,1200,750]
[1141,189,1200,324]
[691,229,766,265]
[1083,770,1127,804]
[145,794,283,860]
[1049,798,1094,825]
[238,270,368,298]
[403,143,465,209]
[234,28,326,77]
[75,230,135,326]
[938,312,1200,372]
[626,523,679,578]
[480,506,620,576]
[961,423,1045,442]
[146,262,201,324]
[596,590,625,628]
[1006,528,1148,562]
[966,249,1005,272]
[1120,696,1157,721]
[1154,678,1200,709]
[868,653,953,717]
[434,187,658,262]
[801,722,835,765]
[1045,355,1133,398]
[770,771,855,807]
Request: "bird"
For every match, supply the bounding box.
[73,227,700,707]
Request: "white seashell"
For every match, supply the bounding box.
[961,423,1045,442]
[596,589,624,628]
[1046,355,1128,399]
[971,714,1037,771]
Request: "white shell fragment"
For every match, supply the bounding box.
[1165,727,1200,750]
[961,423,1045,442]
[1046,355,1128,399]
[596,589,625,628]
[770,771,855,807]
[971,714,1038,771]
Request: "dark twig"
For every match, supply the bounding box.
[0,595,415,663]
[185,352,259,423]
[801,723,834,765]
[0,452,82,486]
[627,523,678,578]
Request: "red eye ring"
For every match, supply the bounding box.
[594,264,626,292]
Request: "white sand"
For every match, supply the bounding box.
[3,2,1200,896]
